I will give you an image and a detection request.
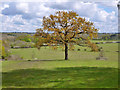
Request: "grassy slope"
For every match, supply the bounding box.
[2,43,119,88]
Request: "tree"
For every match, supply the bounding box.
[17,34,32,42]
[35,11,98,60]
[0,40,10,59]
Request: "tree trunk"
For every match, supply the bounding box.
[65,43,68,60]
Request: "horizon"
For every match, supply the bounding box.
[1,31,120,34]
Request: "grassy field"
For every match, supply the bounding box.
[2,43,119,88]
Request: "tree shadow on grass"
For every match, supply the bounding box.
[2,67,118,88]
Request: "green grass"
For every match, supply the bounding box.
[2,43,119,88]
[2,67,118,88]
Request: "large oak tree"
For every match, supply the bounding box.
[35,11,98,60]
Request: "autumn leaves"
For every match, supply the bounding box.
[35,11,99,60]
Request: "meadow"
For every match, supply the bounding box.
[2,43,119,88]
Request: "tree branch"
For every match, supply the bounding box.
[70,32,76,39]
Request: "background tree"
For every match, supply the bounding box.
[17,34,32,42]
[0,40,10,59]
[35,11,98,60]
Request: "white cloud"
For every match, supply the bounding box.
[0,4,9,13]
[92,9,109,22]
[16,3,29,13]
[0,1,118,33]
[73,2,98,18]
[36,3,56,18]
[98,0,118,8]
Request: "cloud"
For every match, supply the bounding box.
[97,0,118,8]
[94,21,118,33]
[0,1,118,33]
[16,2,29,13]
[2,3,24,15]
[45,1,117,22]
[73,2,98,18]
[1,2,36,19]
[45,2,72,10]
[1,13,42,32]
[1,2,56,20]
[14,21,24,25]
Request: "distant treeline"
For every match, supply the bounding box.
[95,33,120,40]
[1,32,120,34]
[1,32,120,40]
[1,32,35,34]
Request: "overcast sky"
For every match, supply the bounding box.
[0,0,119,33]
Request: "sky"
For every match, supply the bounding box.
[0,0,119,33]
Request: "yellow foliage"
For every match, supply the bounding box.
[35,11,98,52]
[0,40,7,57]
[2,46,6,57]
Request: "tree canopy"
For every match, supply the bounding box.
[35,11,99,60]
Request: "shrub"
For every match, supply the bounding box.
[77,49,80,51]
[0,40,10,59]
[21,56,24,59]
[10,44,14,48]
[72,49,74,51]
[84,49,86,51]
